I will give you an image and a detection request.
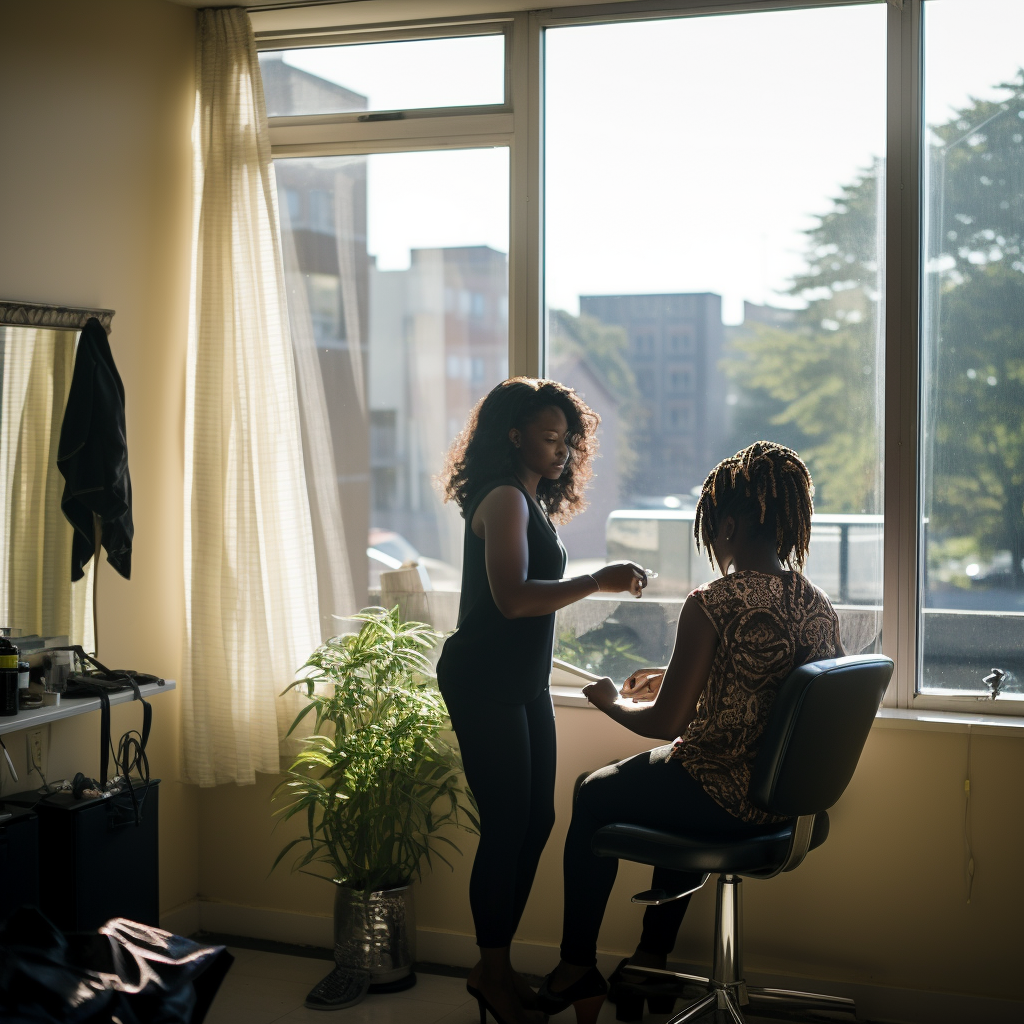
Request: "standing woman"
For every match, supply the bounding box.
[437,378,647,1024]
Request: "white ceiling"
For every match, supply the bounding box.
[168,0,287,6]
[166,1,644,17]
[167,0,315,6]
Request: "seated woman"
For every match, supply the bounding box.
[536,441,845,1024]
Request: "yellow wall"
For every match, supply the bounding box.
[200,706,1024,1005]
[0,0,197,915]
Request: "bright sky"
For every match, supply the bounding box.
[277,34,505,111]
[281,0,1024,325]
[924,0,1024,129]
[544,4,887,322]
[362,148,510,272]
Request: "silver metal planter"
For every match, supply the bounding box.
[333,884,416,985]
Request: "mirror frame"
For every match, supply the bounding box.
[0,298,114,332]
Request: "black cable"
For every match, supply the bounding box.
[110,726,151,826]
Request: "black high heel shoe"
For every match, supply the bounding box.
[606,958,676,1022]
[467,983,547,1024]
[607,958,630,1005]
[536,967,608,1024]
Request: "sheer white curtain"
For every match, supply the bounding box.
[279,199,358,642]
[182,8,326,786]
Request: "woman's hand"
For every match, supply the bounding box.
[619,667,665,702]
[582,676,619,711]
[591,561,647,598]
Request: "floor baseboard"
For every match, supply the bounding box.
[199,900,333,948]
[160,905,1022,1024]
[159,900,201,939]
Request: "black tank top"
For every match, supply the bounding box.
[436,477,567,704]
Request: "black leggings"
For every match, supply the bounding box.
[560,745,768,967]
[441,684,557,949]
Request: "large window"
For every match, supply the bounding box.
[544,5,886,676]
[254,0,1024,717]
[920,0,1024,697]
[274,147,509,611]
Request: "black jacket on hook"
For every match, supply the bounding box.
[57,316,133,581]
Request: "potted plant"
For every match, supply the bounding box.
[272,606,477,994]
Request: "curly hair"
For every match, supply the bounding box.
[694,441,815,570]
[440,377,599,525]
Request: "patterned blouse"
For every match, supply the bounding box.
[671,570,843,824]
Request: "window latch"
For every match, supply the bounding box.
[979,667,1010,700]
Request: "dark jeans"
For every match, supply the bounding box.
[441,684,557,948]
[560,745,767,967]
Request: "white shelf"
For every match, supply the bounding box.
[0,680,175,736]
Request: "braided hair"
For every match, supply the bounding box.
[694,441,815,570]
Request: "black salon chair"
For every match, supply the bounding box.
[592,655,893,1023]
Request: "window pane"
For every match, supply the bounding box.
[920,0,1024,695]
[544,7,886,676]
[260,35,505,117]
[275,148,509,627]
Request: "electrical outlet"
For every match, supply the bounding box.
[27,728,44,777]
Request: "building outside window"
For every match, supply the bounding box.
[255,0,1024,714]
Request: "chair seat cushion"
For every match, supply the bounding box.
[591,813,829,877]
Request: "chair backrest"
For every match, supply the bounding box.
[748,655,893,818]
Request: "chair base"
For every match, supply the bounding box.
[624,875,857,1023]
[659,983,851,1024]
[746,986,858,1021]
[620,972,857,1023]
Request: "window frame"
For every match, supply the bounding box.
[257,18,515,117]
[255,0,1024,720]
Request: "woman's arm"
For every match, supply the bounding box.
[582,597,719,741]
[475,485,645,618]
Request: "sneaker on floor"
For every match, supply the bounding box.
[304,966,371,1010]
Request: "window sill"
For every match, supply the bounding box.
[874,706,1024,735]
[551,684,596,709]
[552,685,1024,735]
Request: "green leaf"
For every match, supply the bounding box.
[270,837,309,874]
[285,701,317,737]
[271,606,475,885]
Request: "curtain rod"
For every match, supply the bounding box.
[246,1,368,11]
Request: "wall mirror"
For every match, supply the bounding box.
[0,299,114,650]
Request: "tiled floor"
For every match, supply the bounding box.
[204,948,683,1024]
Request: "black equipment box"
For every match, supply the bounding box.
[4,780,159,932]
[0,804,40,922]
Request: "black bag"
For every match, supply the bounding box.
[0,907,233,1023]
